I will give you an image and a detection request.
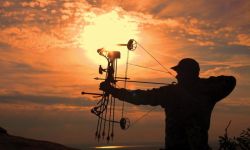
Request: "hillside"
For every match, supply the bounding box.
[0,126,79,150]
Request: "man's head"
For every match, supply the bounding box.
[171,58,200,84]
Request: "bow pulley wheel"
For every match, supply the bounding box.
[127,39,137,51]
[120,117,130,130]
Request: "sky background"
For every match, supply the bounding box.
[0,0,249,149]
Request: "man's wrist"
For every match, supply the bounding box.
[109,86,116,94]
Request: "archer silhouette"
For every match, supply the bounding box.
[100,58,236,150]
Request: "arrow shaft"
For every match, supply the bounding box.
[94,77,169,85]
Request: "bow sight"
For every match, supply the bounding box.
[97,48,121,60]
[82,39,136,142]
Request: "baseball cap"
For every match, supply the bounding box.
[171,58,200,73]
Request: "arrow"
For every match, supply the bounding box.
[94,77,169,85]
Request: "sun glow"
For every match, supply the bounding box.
[79,8,139,65]
[94,145,127,149]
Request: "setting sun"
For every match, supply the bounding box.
[79,8,139,65]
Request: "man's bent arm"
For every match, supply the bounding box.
[206,76,236,102]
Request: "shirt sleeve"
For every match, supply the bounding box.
[110,84,175,106]
[206,76,236,102]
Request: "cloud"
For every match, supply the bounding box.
[229,34,250,46]
[112,0,250,49]
[146,0,250,26]
[0,93,94,107]
[1,1,14,7]
[21,0,55,8]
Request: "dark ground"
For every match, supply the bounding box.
[0,126,79,150]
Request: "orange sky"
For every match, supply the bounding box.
[0,0,250,149]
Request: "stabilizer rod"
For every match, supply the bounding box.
[81,91,103,96]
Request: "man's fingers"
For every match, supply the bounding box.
[99,81,110,91]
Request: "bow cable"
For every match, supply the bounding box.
[121,40,176,128]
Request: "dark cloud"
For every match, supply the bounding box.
[213,45,250,55]
[0,60,51,75]
[0,41,12,50]
[150,2,167,15]
[231,65,250,74]
[0,93,95,106]
[147,0,249,26]
[13,62,50,74]
[177,45,250,64]
[214,104,250,115]
[86,0,99,6]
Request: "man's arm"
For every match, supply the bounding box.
[100,82,175,106]
[206,76,236,102]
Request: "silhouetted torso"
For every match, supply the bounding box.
[110,75,236,150]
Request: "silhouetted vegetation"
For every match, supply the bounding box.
[219,121,250,150]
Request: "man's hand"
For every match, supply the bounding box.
[99,81,113,93]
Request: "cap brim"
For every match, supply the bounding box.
[171,66,179,71]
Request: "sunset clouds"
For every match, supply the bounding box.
[0,0,250,148]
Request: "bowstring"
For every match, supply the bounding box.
[122,48,130,117]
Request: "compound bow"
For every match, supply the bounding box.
[82,39,173,143]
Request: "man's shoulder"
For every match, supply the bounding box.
[199,75,236,84]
